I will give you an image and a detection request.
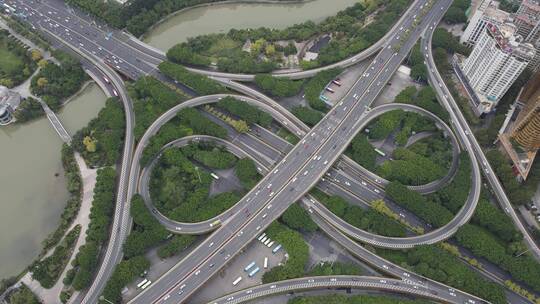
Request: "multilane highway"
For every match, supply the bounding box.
[139,102,471,250]
[6,0,418,82]
[129,1,454,302]
[133,89,458,235]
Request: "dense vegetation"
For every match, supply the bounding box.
[31,225,81,288]
[129,76,187,140]
[289,294,428,304]
[407,43,427,82]
[254,75,304,98]
[394,86,449,123]
[234,158,261,189]
[7,284,41,304]
[150,145,241,222]
[347,134,378,171]
[386,153,471,227]
[102,195,166,302]
[292,106,323,127]
[157,234,197,259]
[13,97,45,122]
[262,222,309,283]
[30,52,86,111]
[67,168,116,291]
[215,96,273,127]
[73,98,125,167]
[139,105,229,167]
[158,61,226,95]
[443,0,470,24]
[455,223,540,293]
[485,149,536,205]
[311,190,406,237]
[367,110,435,141]
[0,29,37,88]
[378,245,506,304]
[281,203,318,233]
[178,108,228,139]
[357,108,451,185]
[386,182,453,227]
[166,0,411,73]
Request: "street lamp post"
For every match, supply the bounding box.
[99,296,115,304]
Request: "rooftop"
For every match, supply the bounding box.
[486,23,536,60]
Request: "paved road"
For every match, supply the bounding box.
[29,25,137,304]
[208,275,459,304]
[6,0,419,84]
[129,1,458,303]
[216,76,456,195]
[420,18,540,261]
[139,101,470,250]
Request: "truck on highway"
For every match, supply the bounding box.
[244,261,256,272]
[248,267,260,277]
[210,220,221,227]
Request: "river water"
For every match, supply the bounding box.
[144,0,361,50]
[0,83,106,279]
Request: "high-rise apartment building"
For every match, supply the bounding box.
[460,23,535,113]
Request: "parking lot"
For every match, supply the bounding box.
[189,232,286,303]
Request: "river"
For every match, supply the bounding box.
[0,83,106,279]
[143,0,361,50]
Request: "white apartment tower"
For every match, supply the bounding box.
[461,23,535,113]
[460,1,510,46]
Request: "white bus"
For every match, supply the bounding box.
[260,236,268,243]
[267,241,275,248]
[257,233,266,241]
[248,267,260,277]
[140,280,152,290]
[232,276,243,286]
[263,257,268,269]
[263,239,271,246]
[210,173,220,180]
[244,261,256,272]
[136,279,148,289]
[272,244,282,254]
[374,148,386,157]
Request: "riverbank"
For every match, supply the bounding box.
[142,0,360,50]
